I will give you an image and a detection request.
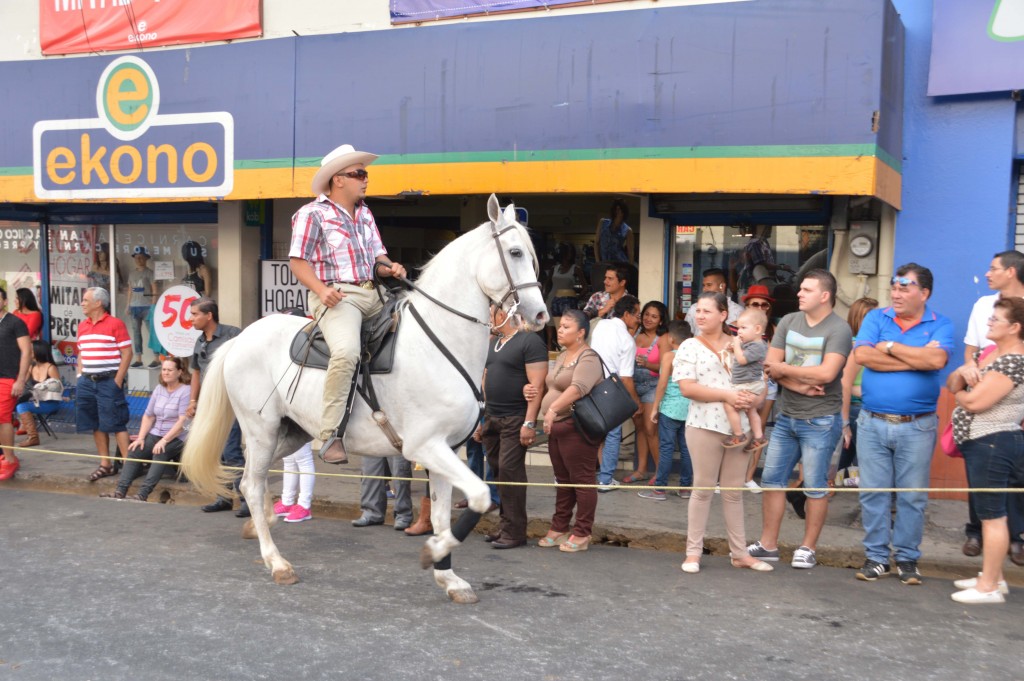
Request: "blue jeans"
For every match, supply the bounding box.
[465,436,499,506]
[654,415,692,487]
[221,420,245,493]
[598,424,623,485]
[760,413,843,499]
[856,411,938,563]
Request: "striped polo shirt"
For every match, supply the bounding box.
[78,313,131,374]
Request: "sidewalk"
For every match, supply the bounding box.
[6,432,1024,584]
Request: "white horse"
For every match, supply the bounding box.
[180,195,548,603]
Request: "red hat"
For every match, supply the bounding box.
[742,284,775,304]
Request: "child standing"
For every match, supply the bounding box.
[274,441,316,523]
[638,320,694,500]
[722,308,768,451]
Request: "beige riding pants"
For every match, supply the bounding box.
[309,284,383,443]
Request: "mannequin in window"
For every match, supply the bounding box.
[88,242,124,293]
[181,241,212,296]
[126,246,158,368]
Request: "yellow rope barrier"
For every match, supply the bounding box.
[8,443,1024,494]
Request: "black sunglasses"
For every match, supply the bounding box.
[337,169,369,181]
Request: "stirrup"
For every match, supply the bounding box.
[318,435,349,465]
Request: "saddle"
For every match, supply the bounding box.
[288,294,407,374]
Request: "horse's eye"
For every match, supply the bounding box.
[510,248,523,258]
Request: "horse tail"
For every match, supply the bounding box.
[181,338,239,499]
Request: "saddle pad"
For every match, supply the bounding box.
[288,304,403,374]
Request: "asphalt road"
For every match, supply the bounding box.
[0,489,1020,681]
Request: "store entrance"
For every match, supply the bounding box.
[672,223,828,322]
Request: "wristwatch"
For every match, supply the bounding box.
[885,341,894,354]
[523,421,536,429]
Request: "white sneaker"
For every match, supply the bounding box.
[597,479,620,493]
[953,574,1009,595]
[791,546,817,569]
[744,480,762,494]
[951,587,1006,604]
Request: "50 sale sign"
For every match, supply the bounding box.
[154,285,201,357]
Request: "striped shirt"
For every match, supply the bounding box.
[289,195,386,283]
[78,313,131,374]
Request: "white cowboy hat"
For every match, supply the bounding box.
[311,144,379,195]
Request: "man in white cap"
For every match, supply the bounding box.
[289,144,406,464]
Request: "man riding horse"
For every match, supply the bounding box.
[289,144,407,465]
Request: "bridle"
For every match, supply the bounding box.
[384,218,541,329]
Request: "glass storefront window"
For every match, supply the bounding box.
[112,224,218,367]
[671,224,827,322]
[0,221,42,316]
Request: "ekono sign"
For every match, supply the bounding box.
[33,56,233,199]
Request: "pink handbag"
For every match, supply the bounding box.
[940,422,962,458]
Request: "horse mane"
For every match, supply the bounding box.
[416,216,538,283]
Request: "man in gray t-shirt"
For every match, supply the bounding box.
[746,270,852,570]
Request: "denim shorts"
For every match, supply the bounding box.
[634,370,658,404]
[76,374,129,434]
[962,429,1024,521]
[760,412,843,499]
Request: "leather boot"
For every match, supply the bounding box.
[404,496,433,536]
[16,413,40,448]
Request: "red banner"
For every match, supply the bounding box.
[40,0,262,56]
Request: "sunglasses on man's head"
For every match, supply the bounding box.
[890,276,920,288]
[747,301,771,309]
[337,169,369,181]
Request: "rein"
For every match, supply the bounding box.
[381,219,541,328]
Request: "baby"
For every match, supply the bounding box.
[722,308,768,451]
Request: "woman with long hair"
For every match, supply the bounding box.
[622,300,671,484]
[14,341,63,448]
[675,292,773,573]
[12,288,43,341]
[838,297,879,473]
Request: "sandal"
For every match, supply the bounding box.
[99,490,125,500]
[722,434,748,449]
[126,493,148,502]
[538,532,569,548]
[743,436,769,453]
[559,535,591,553]
[621,472,647,484]
[88,466,117,482]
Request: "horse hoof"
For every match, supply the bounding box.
[273,568,299,585]
[241,520,257,539]
[420,545,435,570]
[447,589,479,605]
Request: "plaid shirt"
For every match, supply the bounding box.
[289,195,387,283]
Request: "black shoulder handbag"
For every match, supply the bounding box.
[571,350,639,445]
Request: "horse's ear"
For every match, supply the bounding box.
[486,194,501,224]
[502,202,516,225]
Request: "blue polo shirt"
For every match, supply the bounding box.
[853,305,954,416]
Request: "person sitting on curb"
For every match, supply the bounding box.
[100,358,190,501]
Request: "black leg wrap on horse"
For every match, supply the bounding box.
[451,509,481,543]
[433,555,452,571]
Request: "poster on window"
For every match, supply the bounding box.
[40,0,262,56]
[48,225,98,365]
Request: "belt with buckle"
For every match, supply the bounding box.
[867,410,934,424]
[330,280,376,290]
[85,371,117,382]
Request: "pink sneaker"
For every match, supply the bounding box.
[273,500,294,517]
[284,505,312,523]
